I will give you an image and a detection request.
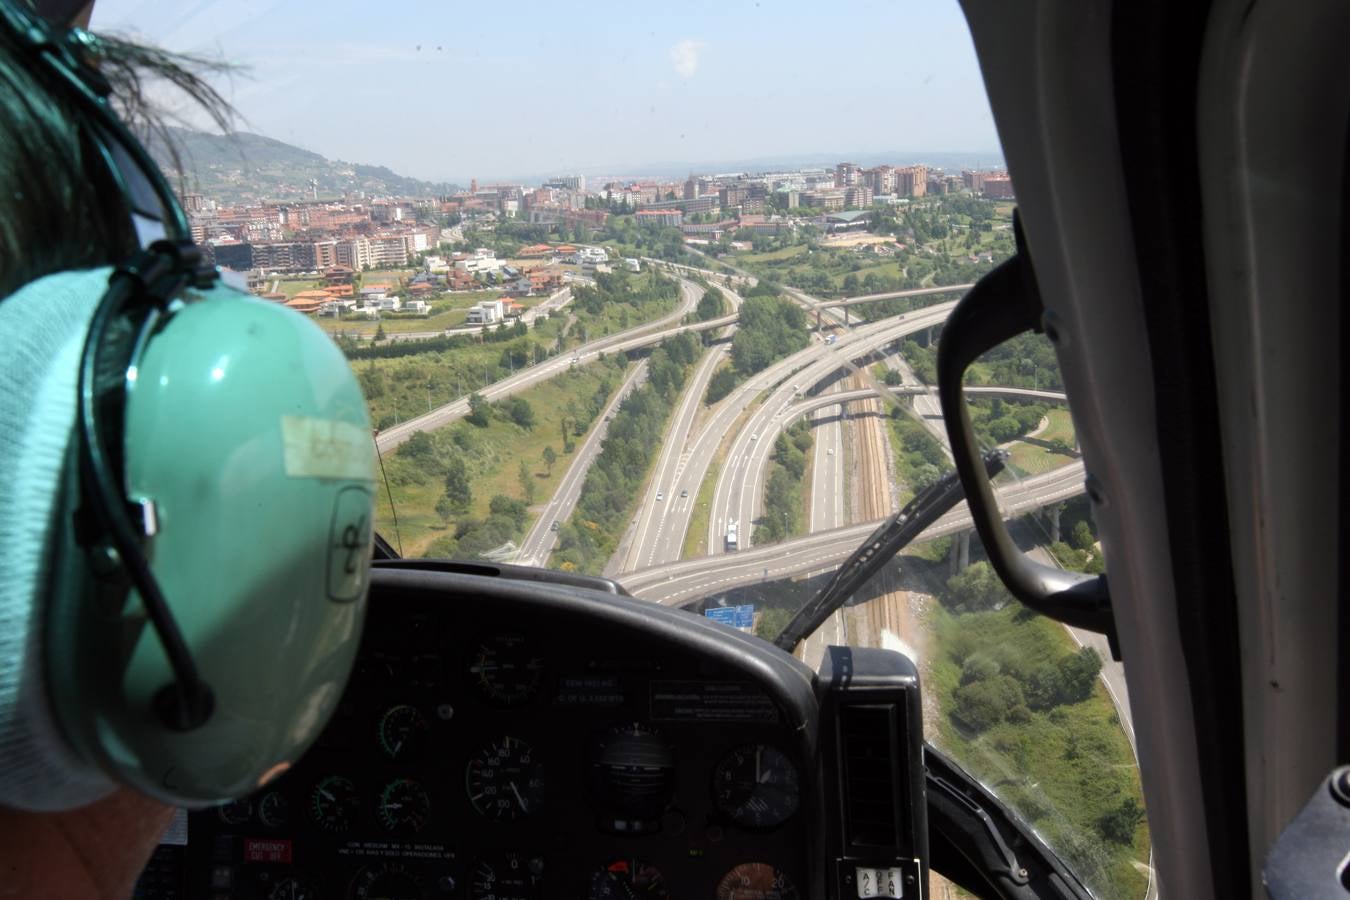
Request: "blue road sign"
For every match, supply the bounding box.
[732,604,755,628]
[705,607,738,625]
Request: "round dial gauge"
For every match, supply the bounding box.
[713,744,800,829]
[258,791,289,828]
[470,852,543,900]
[266,876,318,900]
[589,858,669,900]
[378,778,431,832]
[715,863,800,900]
[589,723,675,833]
[466,736,544,821]
[309,775,360,832]
[215,798,251,825]
[377,704,429,760]
[468,634,543,705]
[349,863,425,900]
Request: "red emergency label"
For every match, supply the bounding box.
[243,838,292,864]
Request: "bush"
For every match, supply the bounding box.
[946,562,1009,612]
[952,675,1027,732]
[960,653,1001,686]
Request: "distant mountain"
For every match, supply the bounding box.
[150,127,462,203]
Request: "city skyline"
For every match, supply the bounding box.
[90,0,1002,183]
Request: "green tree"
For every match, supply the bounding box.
[466,392,490,427]
[696,287,726,321]
[435,493,454,525]
[542,445,557,475]
[397,430,436,463]
[1057,646,1102,702]
[1096,796,1146,845]
[507,397,536,430]
[1070,519,1096,552]
[945,561,1010,611]
[443,457,472,512]
[518,459,536,504]
[706,366,737,405]
[374,321,387,342]
[952,675,1027,732]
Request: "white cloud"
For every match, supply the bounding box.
[669,40,706,79]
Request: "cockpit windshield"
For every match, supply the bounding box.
[92,0,1150,895]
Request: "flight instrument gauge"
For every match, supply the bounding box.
[470,852,543,900]
[309,775,360,832]
[468,633,544,705]
[589,723,676,833]
[267,876,318,900]
[377,704,429,760]
[466,736,545,821]
[378,778,432,832]
[589,858,669,900]
[715,863,800,900]
[215,797,251,826]
[258,791,289,828]
[713,744,800,829]
[349,863,425,900]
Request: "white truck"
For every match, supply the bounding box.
[725,520,739,551]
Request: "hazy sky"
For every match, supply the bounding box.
[91,0,1002,183]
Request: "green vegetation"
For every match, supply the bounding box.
[730,292,810,376]
[757,419,814,543]
[705,361,737,405]
[553,333,704,573]
[372,361,629,558]
[886,407,952,504]
[696,286,727,321]
[682,454,723,560]
[755,606,794,641]
[349,271,678,431]
[722,197,1015,302]
[967,397,1052,448]
[1007,408,1078,476]
[926,560,1148,900]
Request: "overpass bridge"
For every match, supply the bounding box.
[618,461,1087,606]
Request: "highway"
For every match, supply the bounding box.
[613,283,743,574]
[375,278,704,451]
[619,461,1088,605]
[810,383,846,534]
[515,360,649,567]
[712,303,958,555]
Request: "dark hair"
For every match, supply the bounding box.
[0,14,236,297]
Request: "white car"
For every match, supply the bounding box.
[750,434,759,441]
[656,491,664,501]
[827,448,835,455]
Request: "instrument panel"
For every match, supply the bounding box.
[184,569,820,899]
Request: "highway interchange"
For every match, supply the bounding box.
[375,255,1088,618]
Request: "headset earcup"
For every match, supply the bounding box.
[48,287,374,806]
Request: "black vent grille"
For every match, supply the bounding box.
[840,704,899,850]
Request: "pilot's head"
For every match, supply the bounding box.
[0,1,375,812]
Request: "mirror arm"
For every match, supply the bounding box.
[935,215,1117,653]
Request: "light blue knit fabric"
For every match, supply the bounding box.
[0,267,118,810]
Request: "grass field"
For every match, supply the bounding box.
[925,597,1149,900]
[374,365,628,558]
[736,244,809,264]
[274,279,320,297]
[1007,408,1077,476]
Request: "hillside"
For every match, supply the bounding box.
[150,127,461,203]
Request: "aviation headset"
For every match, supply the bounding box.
[0,2,375,810]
